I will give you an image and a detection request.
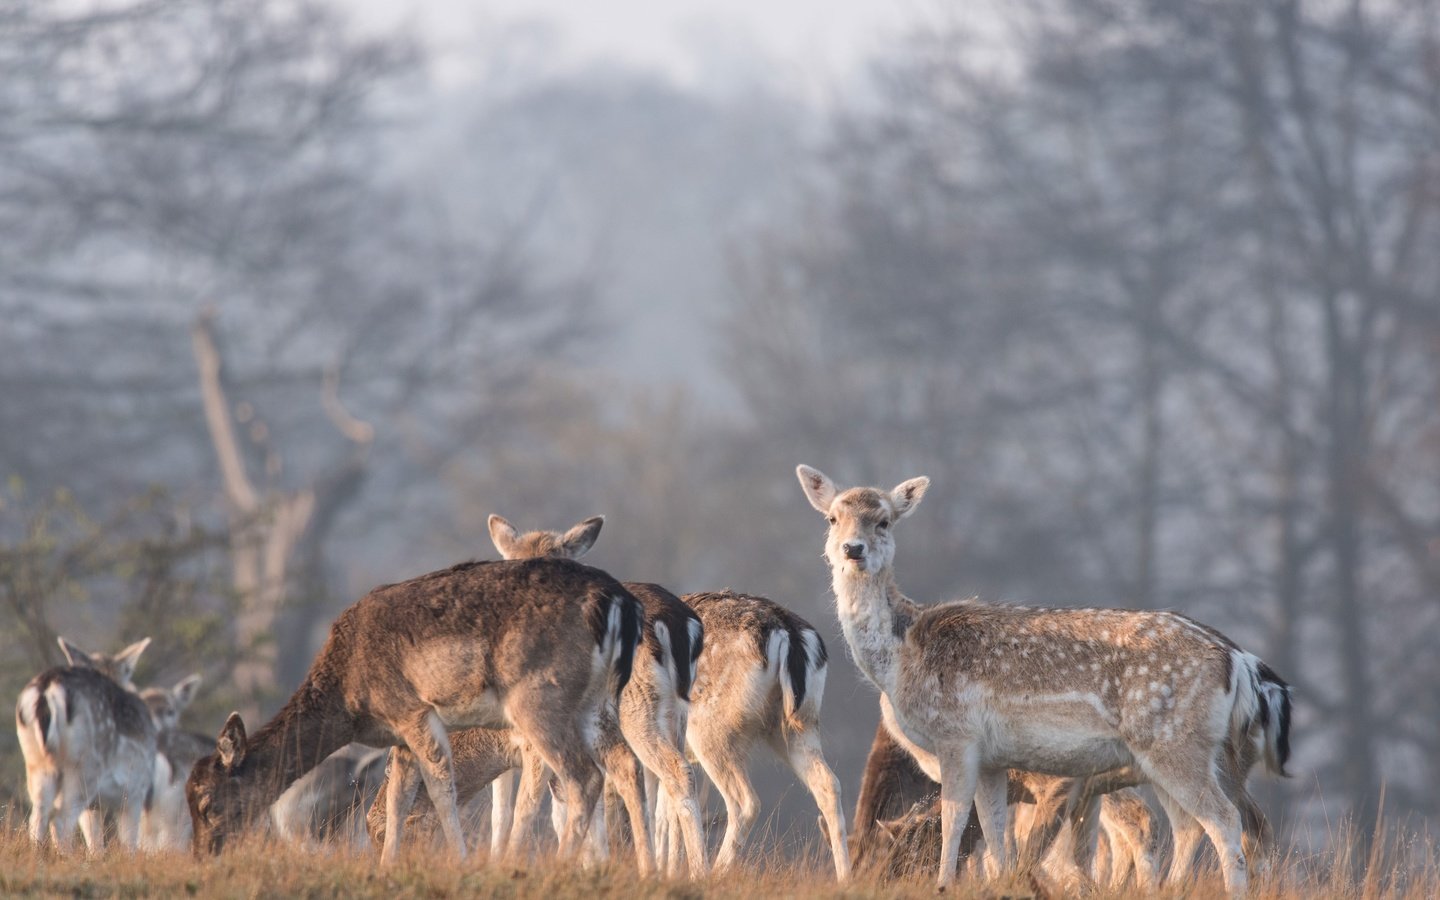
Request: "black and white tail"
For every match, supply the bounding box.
[774,625,828,730]
[1229,651,1293,777]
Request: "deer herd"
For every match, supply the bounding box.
[13,467,1292,896]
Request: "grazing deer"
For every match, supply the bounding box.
[15,637,158,853]
[796,466,1292,896]
[185,557,641,862]
[366,726,522,850]
[680,590,850,880]
[485,514,708,876]
[853,721,1156,885]
[139,674,206,850]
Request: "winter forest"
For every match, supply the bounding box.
[3,0,1440,871]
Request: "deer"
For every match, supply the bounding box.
[486,514,708,876]
[185,556,641,863]
[271,744,388,848]
[678,589,850,880]
[852,710,1163,887]
[795,465,1292,897]
[15,637,159,854]
[139,673,206,850]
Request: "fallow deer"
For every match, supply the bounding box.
[853,720,1156,885]
[679,589,850,880]
[15,637,159,853]
[486,514,708,876]
[139,673,206,850]
[272,744,388,848]
[185,557,641,863]
[796,465,1292,896]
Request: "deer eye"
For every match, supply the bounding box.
[877,519,889,530]
[827,516,837,525]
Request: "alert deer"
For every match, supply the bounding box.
[796,466,1292,896]
[485,514,708,876]
[680,590,850,880]
[15,637,158,853]
[185,557,641,863]
[139,673,206,850]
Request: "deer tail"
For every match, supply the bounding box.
[1229,651,1293,778]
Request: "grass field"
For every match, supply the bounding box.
[1,819,1437,900]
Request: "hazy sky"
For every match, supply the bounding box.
[345,0,922,94]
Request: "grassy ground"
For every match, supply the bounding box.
[0,821,1436,899]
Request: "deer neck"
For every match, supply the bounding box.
[830,566,915,697]
[241,679,354,813]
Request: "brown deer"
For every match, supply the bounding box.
[679,590,850,880]
[15,637,158,853]
[486,514,708,876]
[185,557,641,863]
[796,466,1291,896]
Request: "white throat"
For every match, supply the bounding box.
[829,563,902,696]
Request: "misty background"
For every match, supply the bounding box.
[3,0,1438,857]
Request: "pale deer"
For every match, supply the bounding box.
[485,514,708,876]
[139,673,206,850]
[15,637,158,853]
[185,557,641,863]
[796,465,1292,896]
[271,744,388,848]
[679,589,850,880]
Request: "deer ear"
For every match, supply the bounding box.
[889,477,930,521]
[796,465,838,515]
[488,514,520,558]
[57,637,93,669]
[559,516,603,559]
[112,637,151,684]
[173,674,203,711]
[216,712,248,770]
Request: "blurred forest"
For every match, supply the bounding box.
[3,0,1439,852]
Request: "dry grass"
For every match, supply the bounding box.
[0,820,1436,899]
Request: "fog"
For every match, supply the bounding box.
[3,0,1437,858]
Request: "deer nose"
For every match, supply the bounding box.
[843,542,865,560]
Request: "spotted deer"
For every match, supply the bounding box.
[796,466,1292,896]
[185,557,641,862]
[15,637,159,853]
[679,590,850,880]
[485,514,709,876]
[139,673,206,850]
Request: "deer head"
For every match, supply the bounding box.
[57,636,151,689]
[142,674,203,732]
[487,514,604,561]
[187,712,256,855]
[796,465,929,577]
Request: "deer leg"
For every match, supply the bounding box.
[77,808,104,856]
[597,715,654,875]
[626,718,705,877]
[506,698,602,859]
[379,746,423,863]
[489,768,516,857]
[783,726,849,881]
[25,768,57,847]
[116,789,145,850]
[1149,767,1246,897]
[689,719,758,872]
[936,746,981,891]
[973,768,1010,878]
[1152,783,1203,882]
[507,748,550,859]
